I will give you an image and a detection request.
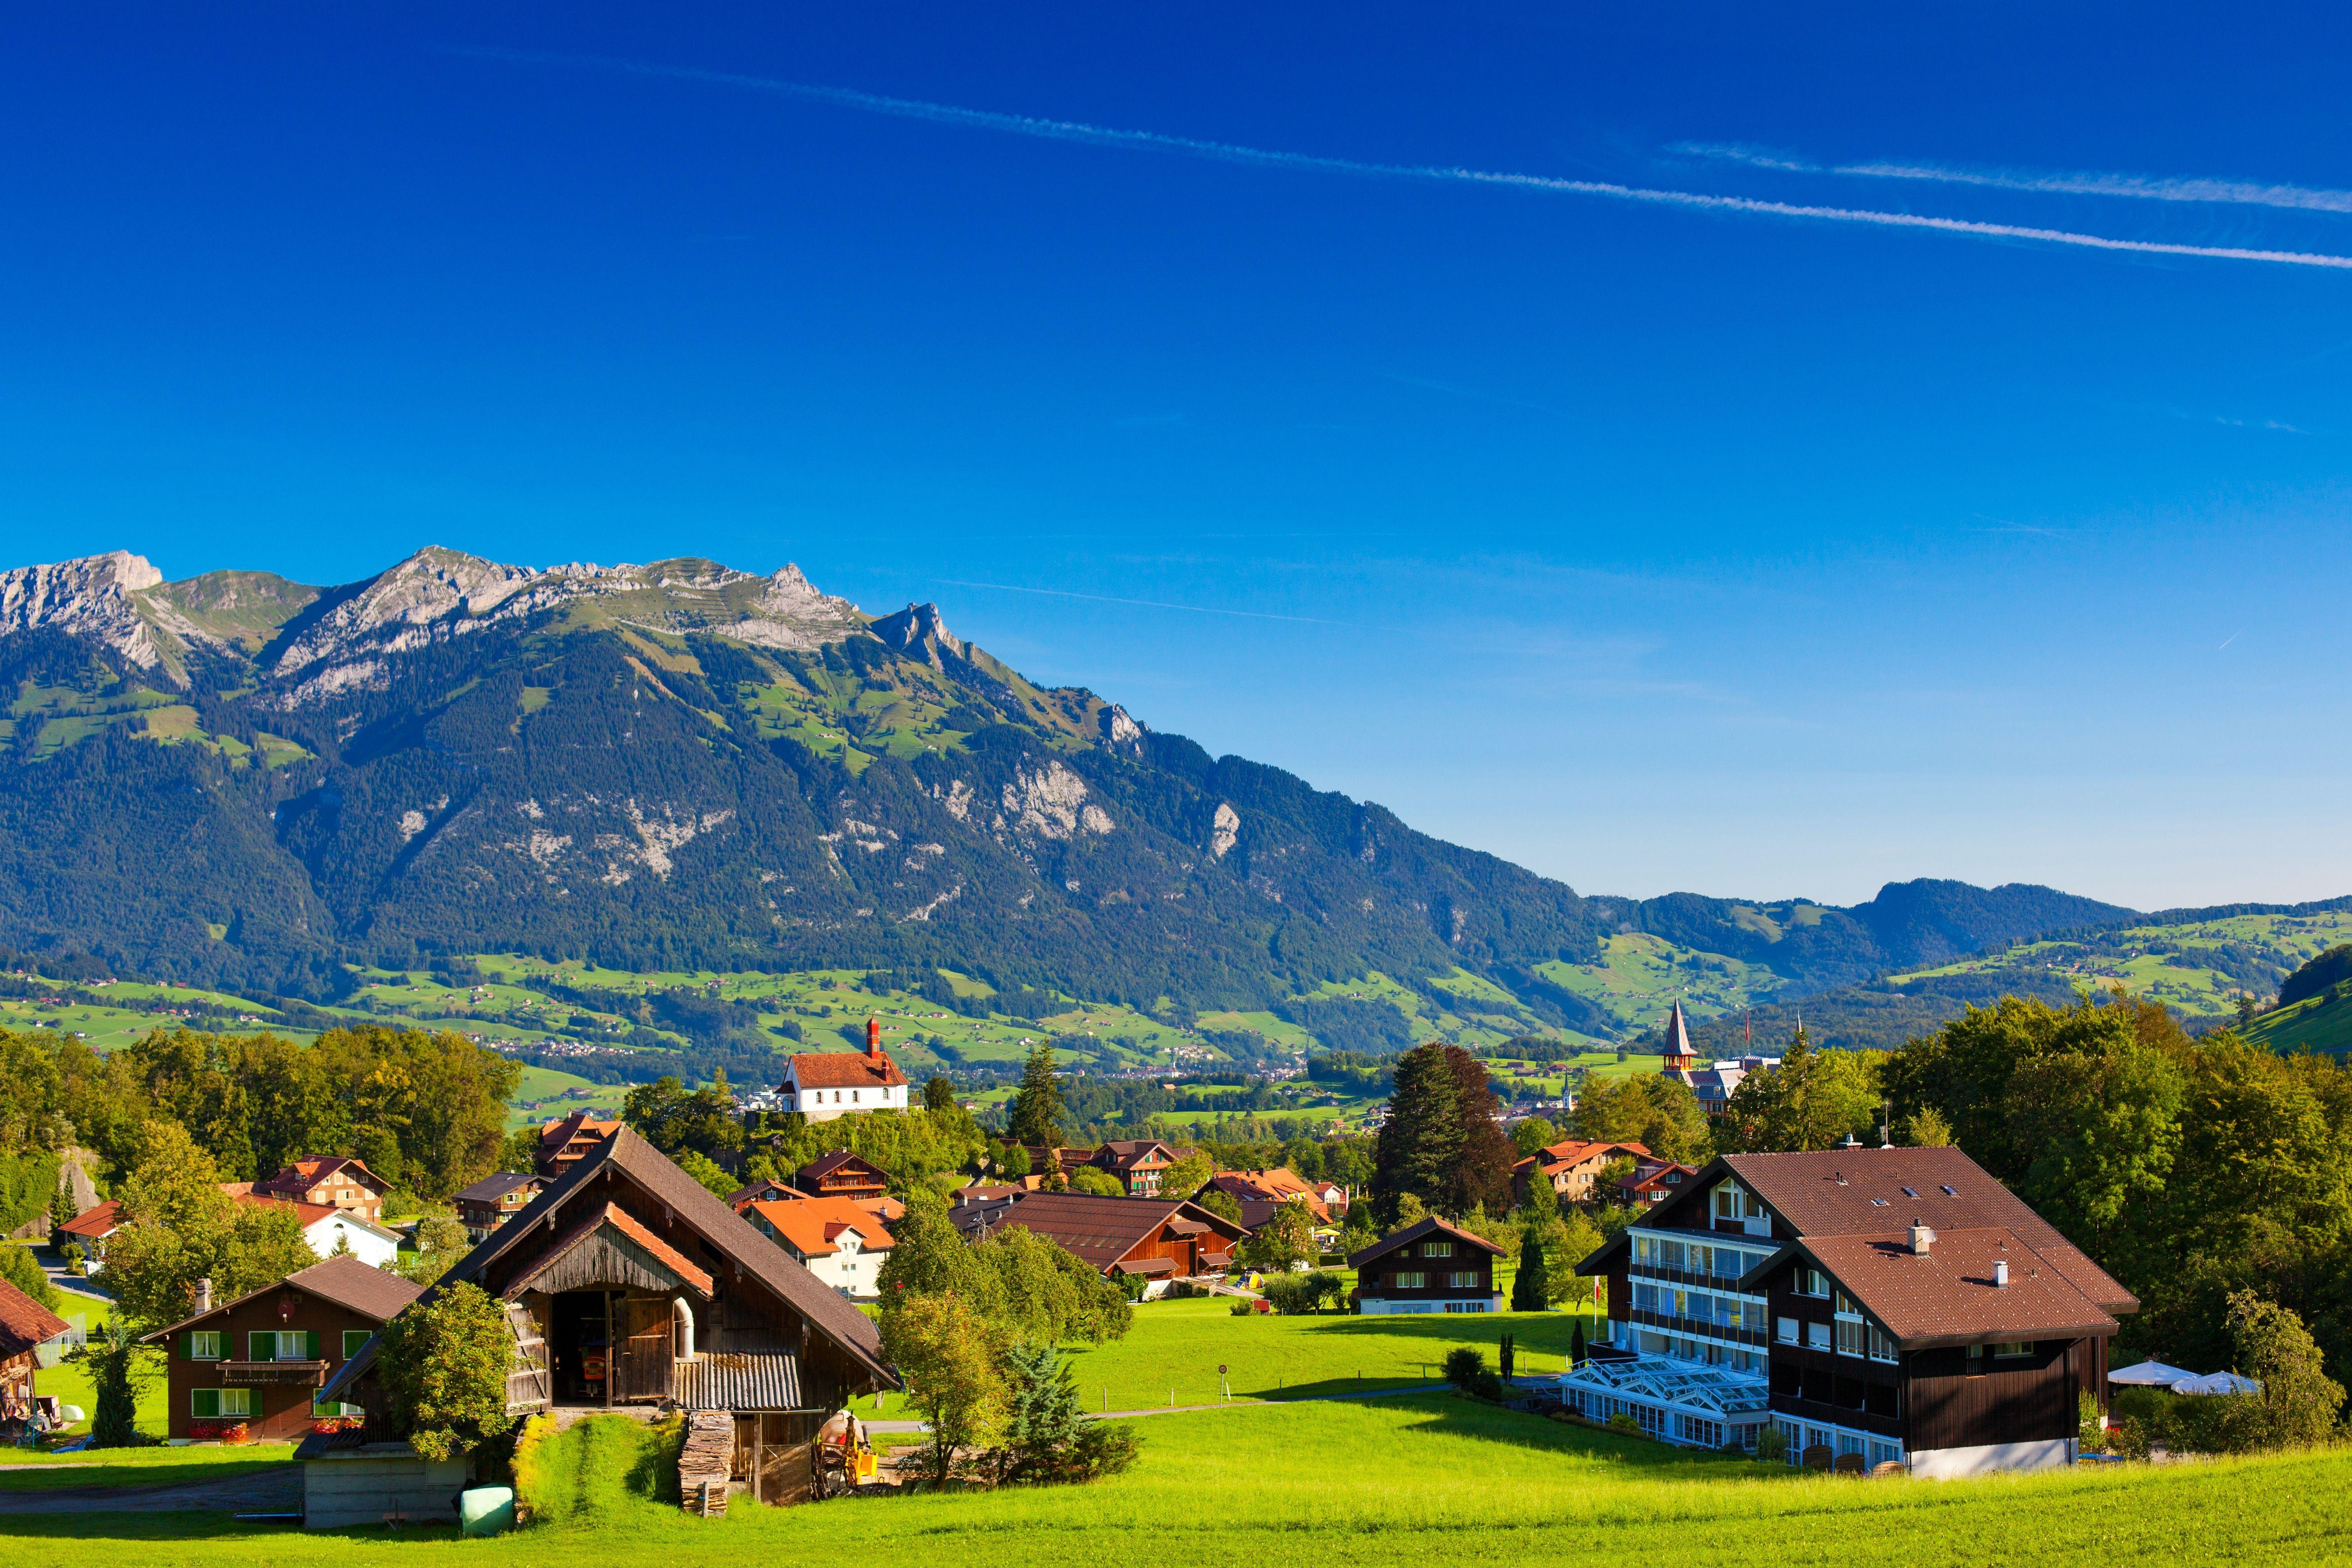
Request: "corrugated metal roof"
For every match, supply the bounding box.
[677,1350,805,1412]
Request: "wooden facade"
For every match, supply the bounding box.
[1349,1218,1507,1313]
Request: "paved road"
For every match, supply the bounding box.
[0,1463,303,1516]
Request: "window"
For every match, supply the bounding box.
[191,1388,254,1418]
[1421,1240,1454,1258]
[1869,1326,1898,1363]
[1836,1291,1859,1315]
[187,1331,223,1360]
[1447,1271,1483,1290]
[1776,1316,1798,1344]
[1836,1319,1867,1357]
[343,1330,371,1360]
[1715,1187,1738,1220]
[312,1399,364,1419]
[1393,1271,1426,1289]
[1992,1341,2033,1359]
[1798,1267,1830,1297]
[1441,1300,1487,1313]
[251,1331,314,1361]
[1940,1185,1957,1196]
[1900,1187,1918,1199]
[1806,1321,1831,1351]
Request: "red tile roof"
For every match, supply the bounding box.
[57,1199,121,1241]
[751,1198,895,1259]
[1515,1138,1650,1173]
[0,1278,70,1360]
[540,1110,622,1145]
[254,1156,384,1198]
[785,1050,908,1090]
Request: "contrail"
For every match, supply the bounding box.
[1677,141,2352,217]
[465,51,2352,272]
[933,579,1343,625]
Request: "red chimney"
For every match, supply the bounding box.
[866,1017,882,1059]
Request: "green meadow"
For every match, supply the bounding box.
[5,1395,2345,1566]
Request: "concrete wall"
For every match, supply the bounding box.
[1358,1296,1503,1316]
[1907,1438,2074,1480]
[303,1450,470,1529]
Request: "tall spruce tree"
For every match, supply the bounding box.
[1007,1043,1067,1147]
[1511,1224,1550,1311]
[1370,1043,1462,1226]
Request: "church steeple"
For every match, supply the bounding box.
[1660,1000,1700,1071]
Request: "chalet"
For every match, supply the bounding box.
[140,1255,425,1443]
[56,1199,123,1273]
[452,1172,545,1244]
[1205,1168,1331,1228]
[253,1157,391,1222]
[776,1021,909,1122]
[727,1177,797,1214]
[1090,1140,1181,1196]
[1619,1159,1702,1207]
[746,1199,895,1300]
[321,1126,897,1507]
[538,1110,622,1177]
[1347,1217,1507,1315]
[1513,1139,1651,1205]
[0,1277,70,1437]
[793,1151,889,1202]
[949,1191,1246,1293]
[1018,1146,1096,1181]
[1568,1146,2138,1477]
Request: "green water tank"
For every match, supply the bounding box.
[459,1486,515,1536]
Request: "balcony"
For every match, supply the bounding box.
[1623,1307,1768,1349]
[220,1359,328,1386]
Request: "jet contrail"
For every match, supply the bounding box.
[466,51,2352,271]
[933,579,1343,625]
[1677,141,2352,217]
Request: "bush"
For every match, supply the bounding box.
[1754,1424,1787,1463]
[1443,1346,1487,1391]
[377,1281,518,1461]
[1607,1412,1641,1436]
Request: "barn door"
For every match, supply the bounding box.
[504,1301,550,1413]
[616,1296,674,1403]
[758,1413,817,1505]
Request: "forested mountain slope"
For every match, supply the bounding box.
[0,546,2293,1052]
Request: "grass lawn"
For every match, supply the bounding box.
[862,1294,1607,1418]
[29,1297,171,1440]
[0,1447,295,1490]
[5,1397,2347,1565]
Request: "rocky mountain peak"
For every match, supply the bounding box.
[871,602,966,669]
[0,549,171,669]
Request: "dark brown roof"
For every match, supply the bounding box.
[451,1171,541,1205]
[1346,1215,1508,1270]
[140,1253,425,1343]
[0,1278,70,1359]
[511,1200,718,1297]
[255,1156,385,1198]
[320,1125,893,1404]
[1711,1148,2137,1313]
[950,1191,1245,1270]
[1782,1228,2121,1349]
[798,1150,888,1182]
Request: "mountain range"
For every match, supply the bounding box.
[0,546,2333,1058]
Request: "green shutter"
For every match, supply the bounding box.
[305,1331,319,1359]
[181,1332,194,1361]
[345,1329,369,1359]
[250,1331,271,1361]
[192,1388,219,1419]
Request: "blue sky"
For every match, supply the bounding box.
[4,3,2348,910]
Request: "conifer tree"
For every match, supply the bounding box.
[1007,1043,1067,1147]
[1370,1043,1461,1226]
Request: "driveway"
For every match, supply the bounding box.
[0,1464,303,1516]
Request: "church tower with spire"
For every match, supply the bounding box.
[1659,999,1702,1078]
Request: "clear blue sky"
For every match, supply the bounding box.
[4,4,2348,910]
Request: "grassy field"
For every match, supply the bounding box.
[0,1447,295,1490]
[6,1395,2347,1565]
[1535,933,1785,1031]
[27,1296,171,1440]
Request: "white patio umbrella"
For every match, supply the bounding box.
[2108,1360,2198,1389]
[2171,1371,2262,1396]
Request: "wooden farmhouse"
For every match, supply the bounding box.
[1569,1145,2137,1477]
[321,1126,896,1508]
[140,1254,425,1443]
[1348,1217,1507,1315]
[792,1150,889,1202]
[0,1277,70,1437]
[252,1156,391,1222]
[452,1171,546,1243]
[949,1190,1245,1290]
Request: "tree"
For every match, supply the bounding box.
[623,1073,745,1162]
[1717,1031,1882,1154]
[1370,1043,1461,1226]
[877,1187,999,1308]
[1570,1074,1710,1166]
[994,1142,1035,1179]
[1442,1047,1516,1216]
[1550,1206,1605,1306]
[496,1126,542,1174]
[1156,1149,1214,1201]
[77,1318,144,1448]
[1510,1117,1562,1158]
[389,1214,471,1284]
[984,1341,1139,1485]
[974,1223,1132,1346]
[2216,1291,2346,1452]
[881,1290,1005,1486]
[1068,1167,1124,1197]
[105,1121,311,1332]
[0,1242,59,1313]
[375,1281,516,1461]
[1511,1224,1550,1311]
[1007,1044,1068,1148]
[1899,1107,1953,1146]
[674,1150,738,1201]
[1197,1187,1244,1226]
[925,1075,959,1113]
[1237,1197,1318,1274]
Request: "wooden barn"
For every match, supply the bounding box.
[321,1126,897,1509]
[949,1190,1245,1288]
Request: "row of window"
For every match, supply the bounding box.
[183,1330,370,1362]
[1389,1271,1485,1290]
[1630,1281,1766,1333]
[1630,1232,1770,1281]
[1772,1421,1902,1469]
[189,1389,364,1420]
[1772,1316,1899,1361]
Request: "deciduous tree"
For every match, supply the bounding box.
[376,1282,516,1461]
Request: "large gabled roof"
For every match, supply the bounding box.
[451,1170,542,1205]
[799,1150,888,1183]
[1633,1146,2137,1315]
[785,1050,908,1090]
[0,1278,70,1360]
[949,1191,1243,1270]
[1742,1227,2121,1349]
[1347,1215,1508,1270]
[320,1125,894,1405]
[140,1254,426,1344]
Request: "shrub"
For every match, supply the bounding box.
[1442,1346,1487,1391]
[1229,1298,1254,1317]
[1754,1424,1787,1462]
[2216,1291,2347,1453]
[377,1281,518,1461]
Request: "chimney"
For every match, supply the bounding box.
[193,1277,213,1313]
[866,1017,882,1059]
[1993,1260,2010,1288]
[1907,1222,1934,1257]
